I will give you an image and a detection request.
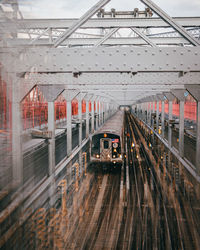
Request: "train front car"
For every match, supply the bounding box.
[90,111,124,168]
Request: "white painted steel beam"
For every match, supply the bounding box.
[15,47,200,73]
[131,27,156,47]
[171,89,187,158]
[63,89,79,156]
[95,27,119,47]
[140,0,200,46]
[2,36,193,47]
[24,73,200,89]
[6,17,200,29]
[54,0,111,47]
[163,92,175,147]
[185,84,200,174]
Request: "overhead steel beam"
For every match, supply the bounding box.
[23,72,200,86]
[13,47,200,73]
[5,17,200,29]
[54,0,111,47]
[140,0,200,46]
[95,27,119,47]
[3,37,193,47]
[131,27,156,47]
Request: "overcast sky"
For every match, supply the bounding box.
[19,0,200,19]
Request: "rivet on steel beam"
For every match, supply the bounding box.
[60,51,63,53]
[67,64,70,67]
[159,49,162,52]
[123,53,126,56]
[102,50,105,53]
[109,53,112,56]
[130,50,134,53]
[74,50,77,53]
[152,53,155,56]
[137,53,141,56]
[137,64,140,66]
[109,63,112,66]
[81,54,84,56]
[116,49,119,53]
[166,53,169,56]
[123,63,126,66]
[81,63,84,66]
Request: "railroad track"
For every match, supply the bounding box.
[126,112,200,250]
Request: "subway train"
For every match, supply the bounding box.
[90,111,124,167]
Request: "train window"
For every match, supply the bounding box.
[104,140,109,149]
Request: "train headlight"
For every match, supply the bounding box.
[113,155,116,158]
[96,154,100,158]
[132,143,135,147]
[119,154,122,158]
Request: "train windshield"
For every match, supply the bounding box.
[103,140,109,149]
[91,133,121,157]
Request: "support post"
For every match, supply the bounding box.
[179,101,184,157]
[48,101,56,206]
[63,89,79,156]
[161,101,165,138]
[185,84,200,173]
[12,84,23,187]
[171,89,187,158]
[91,100,94,133]
[168,101,173,147]
[163,92,175,148]
[67,101,72,156]
[86,100,89,138]
[156,100,159,133]
[78,99,82,146]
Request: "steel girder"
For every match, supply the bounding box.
[25,72,200,86]
[1,37,193,47]
[11,47,200,73]
[3,17,200,30]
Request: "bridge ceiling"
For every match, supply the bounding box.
[1,0,200,105]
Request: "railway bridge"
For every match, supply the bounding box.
[0,0,200,249]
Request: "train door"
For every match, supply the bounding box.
[100,138,112,161]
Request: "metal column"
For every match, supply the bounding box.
[91,100,95,133]
[185,85,200,173]
[171,89,187,158]
[12,100,23,186]
[63,89,79,157]
[86,100,89,138]
[156,100,159,133]
[168,101,173,147]
[48,101,56,206]
[67,101,72,156]
[179,101,184,157]
[78,99,82,146]
[161,101,165,138]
